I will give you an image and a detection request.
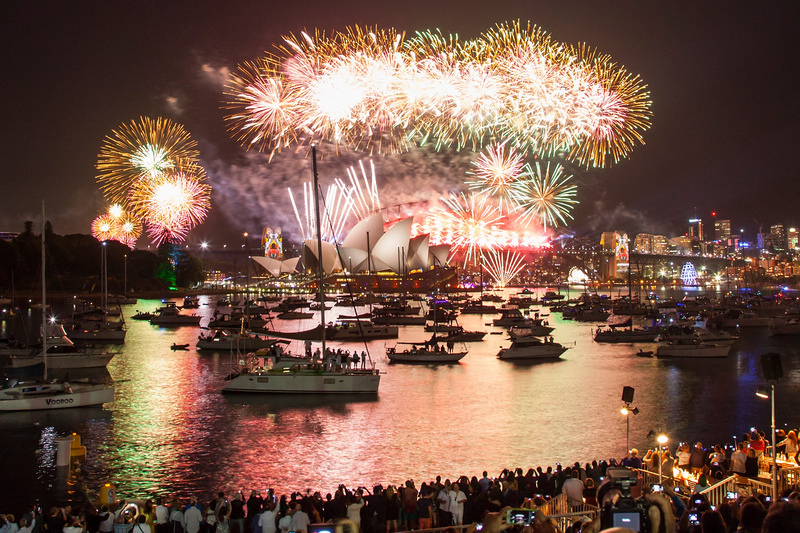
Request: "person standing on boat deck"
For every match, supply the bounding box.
[352,351,360,370]
[360,351,367,369]
[334,351,342,371]
[304,340,312,358]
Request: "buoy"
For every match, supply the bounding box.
[55,436,74,467]
[99,483,117,506]
[70,433,87,459]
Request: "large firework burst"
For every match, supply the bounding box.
[466,141,525,213]
[96,117,201,204]
[224,21,651,167]
[511,161,578,230]
[129,171,211,246]
[423,192,504,267]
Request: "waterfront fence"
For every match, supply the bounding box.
[698,475,737,507]
[538,493,599,530]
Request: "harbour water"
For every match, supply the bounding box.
[1,288,799,513]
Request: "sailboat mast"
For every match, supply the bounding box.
[311,144,326,354]
[41,200,47,382]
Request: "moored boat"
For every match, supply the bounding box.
[386,344,468,364]
[149,302,202,326]
[497,335,568,360]
[656,339,731,358]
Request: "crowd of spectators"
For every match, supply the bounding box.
[3,432,800,533]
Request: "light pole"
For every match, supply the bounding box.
[757,352,783,501]
[621,386,638,455]
[201,242,208,287]
[657,433,669,483]
[757,383,778,500]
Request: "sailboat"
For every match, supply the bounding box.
[0,201,115,411]
[222,146,381,394]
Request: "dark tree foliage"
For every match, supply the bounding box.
[0,226,203,291]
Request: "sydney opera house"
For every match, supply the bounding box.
[251,213,457,292]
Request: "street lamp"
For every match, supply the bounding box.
[757,352,783,501]
[621,386,638,454]
[657,433,669,483]
[200,242,208,286]
[756,385,777,501]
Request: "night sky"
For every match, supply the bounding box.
[3,1,799,246]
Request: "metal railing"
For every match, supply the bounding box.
[537,492,599,530]
[698,475,737,506]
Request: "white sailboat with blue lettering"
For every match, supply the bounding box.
[0,202,115,411]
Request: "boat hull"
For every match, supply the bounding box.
[222,369,380,394]
[67,329,126,342]
[387,350,468,364]
[8,353,114,369]
[656,343,731,358]
[497,345,567,360]
[0,384,114,411]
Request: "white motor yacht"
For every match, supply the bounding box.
[497,335,568,360]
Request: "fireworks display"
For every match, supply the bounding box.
[511,161,578,230]
[419,192,504,267]
[96,117,201,204]
[129,171,211,246]
[289,159,382,242]
[224,21,651,168]
[482,249,527,287]
[92,117,210,246]
[467,142,525,213]
[90,204,142,249]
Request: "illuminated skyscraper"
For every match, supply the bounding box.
[770,224,787,252]
[714,219,731,243]
[788,228,798,250]
[689,218,704,241]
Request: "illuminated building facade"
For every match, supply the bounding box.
[770,224,787,252]
[714,219,731,243]
[788,228,798,250]
[600,231,629,279]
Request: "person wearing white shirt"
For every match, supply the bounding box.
[99,508,115,533]
[131,516,151,533]
[184,500,202,533]
[154,500,170,533]
[288,505,309,533]
[447,483,466,526]
[16,519,34,533]
[257,504,277,533]
[561,470,585,508]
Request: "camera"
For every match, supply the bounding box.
[506,508,536,526]
[688,512,700,525]
[599,468,651,533]
[650,484,663,492]
[726,491,737,500]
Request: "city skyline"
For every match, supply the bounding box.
[3,2,800,245]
